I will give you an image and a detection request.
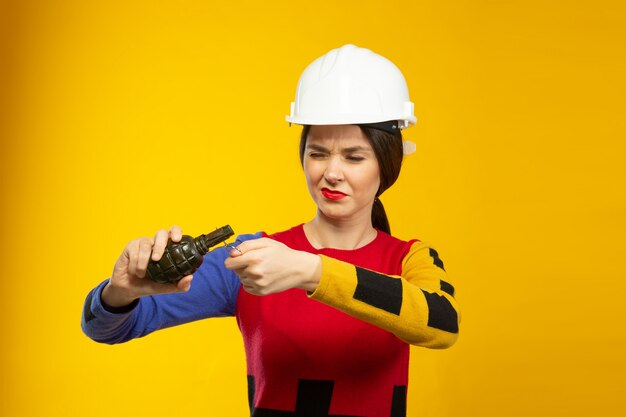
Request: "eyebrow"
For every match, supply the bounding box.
[306,144,372,153]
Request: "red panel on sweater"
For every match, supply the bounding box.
[236,224,414,417]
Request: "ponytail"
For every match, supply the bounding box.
[372,197,391,234]
[361,126,404,235]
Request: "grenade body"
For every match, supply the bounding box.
[146,225,234,284]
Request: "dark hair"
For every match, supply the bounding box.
[299,124,404,234]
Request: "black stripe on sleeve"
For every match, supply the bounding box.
[353,267,403,315]
[429,248,445,271]
[421,290,459,333]
[440,280,455,297]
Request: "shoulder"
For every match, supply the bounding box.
[375,229,418,246]
[372,229,419,258]
[346,230,419,275]
[401,240,448,276]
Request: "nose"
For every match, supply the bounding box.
[324,156,344,184]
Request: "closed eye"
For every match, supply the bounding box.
[346,155,365,162]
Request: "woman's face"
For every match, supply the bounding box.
[303,125,381,224]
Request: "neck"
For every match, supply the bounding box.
[303,210,377,250]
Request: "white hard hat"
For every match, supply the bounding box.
[286,44,417,130]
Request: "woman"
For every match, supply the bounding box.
[82,44,460,417]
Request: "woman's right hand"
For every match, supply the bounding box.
[101,225,193,308]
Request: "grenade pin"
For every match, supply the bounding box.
[223,237,243,255]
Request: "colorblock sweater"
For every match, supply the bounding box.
[82,225,460,417]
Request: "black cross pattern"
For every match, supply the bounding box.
[248,377,406,417]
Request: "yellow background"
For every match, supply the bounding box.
[2,0,625,416]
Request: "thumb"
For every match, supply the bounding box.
[113,247,131,274]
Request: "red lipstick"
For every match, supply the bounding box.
[321,188,347,200]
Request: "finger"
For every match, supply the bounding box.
[127,239,141,277]
[140,274,192,295]
[242,283,256,294]
[234,237,274,254]
[136,237,154,278]
[151,229,169,261]
[169,225,183,242]
[232,267,248,279]
[224,254,252,271]
[176,275,193,292]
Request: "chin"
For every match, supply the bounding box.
[318,205,344,218]
[318,205,355,221]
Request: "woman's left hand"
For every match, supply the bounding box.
[224,238,321,296]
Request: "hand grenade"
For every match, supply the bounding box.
[146,225,234,284]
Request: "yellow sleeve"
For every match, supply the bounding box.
[308,241,461,349]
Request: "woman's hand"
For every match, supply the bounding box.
[224,238,321,296]
[102,225,193,307]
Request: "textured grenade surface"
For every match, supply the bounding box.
[146,236,204,284]
[146,225,234,284]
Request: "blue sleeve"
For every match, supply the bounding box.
[81,233,262,344]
